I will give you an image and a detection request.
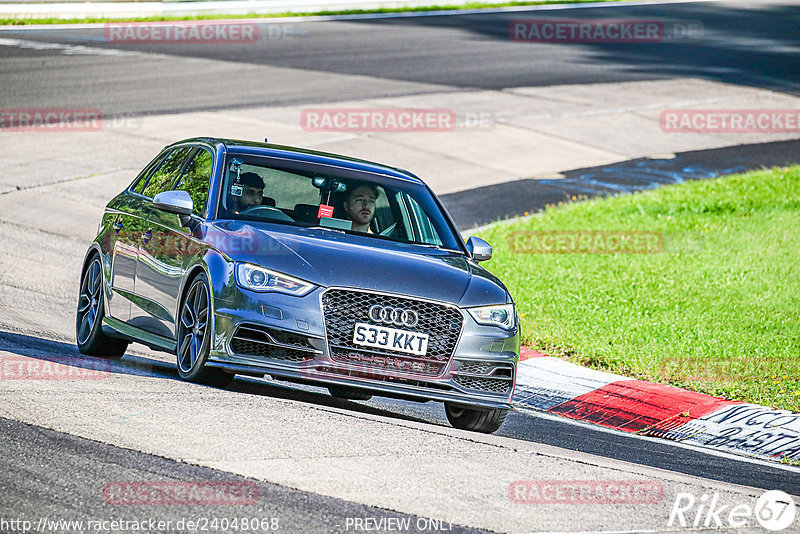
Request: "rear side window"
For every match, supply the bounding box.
[141,147,194,199]
[130,151,168,195]
[174,148,213,216]
[132,171,151,195]
[399,193,444,246]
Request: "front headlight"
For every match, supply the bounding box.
[468,304,516,330]
[235,262,315,296]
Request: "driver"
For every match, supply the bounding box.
[344,182,378,233]
[229,172,264,214]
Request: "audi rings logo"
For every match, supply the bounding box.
[368,305,420,328]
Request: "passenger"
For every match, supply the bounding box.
[229,172,264,214]
[344,182,378,233]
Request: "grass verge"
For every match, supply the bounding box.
[473,166,800,412]
[0,0,625,26]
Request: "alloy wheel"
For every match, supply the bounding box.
[178,279,209,373]
[77,258,102,345]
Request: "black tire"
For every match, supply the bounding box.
[444,402,508,434]
[76,255,129,359]
[328,385,373,401]
[176,273,234,388]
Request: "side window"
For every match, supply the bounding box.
[175,148,213,216]
[131,171,150,195]
[402,193,443,246]
[130,151,169,195]
[141,147,194,199]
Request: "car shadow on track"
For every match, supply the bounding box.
[0,330,177,378]
[0,330,435,427]
[225,375,436,426]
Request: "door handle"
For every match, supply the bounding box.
[113,220,123,233]
[142,229,152,245]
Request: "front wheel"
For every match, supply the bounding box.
[444,402,508,434]
[176,273,234,388]
[76,255,128,359]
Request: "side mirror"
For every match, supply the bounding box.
[153,190,193,216]
[466,236,492,262]
[153,190,194,228]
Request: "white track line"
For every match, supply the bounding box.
[0,36,141,54]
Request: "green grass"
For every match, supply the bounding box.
[473,166,800,412]
[0,0,625,26]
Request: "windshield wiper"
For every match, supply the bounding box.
[305,226,346,234]
[414,243,464,254]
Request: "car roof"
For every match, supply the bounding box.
[169,137,426,186]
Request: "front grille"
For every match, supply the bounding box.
[453,375,512,394]
[453,360,514,395]
[231,339,309,362]
[458,362,493,374]
[269,330,315,350]
[230,325,319,363]
[321,289,463,377]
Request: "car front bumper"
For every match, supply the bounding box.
[208,286,519,410]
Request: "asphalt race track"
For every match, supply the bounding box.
[1,416,486,534]
[1,1,800,532]
[0,0,799,116]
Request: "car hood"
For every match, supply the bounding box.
[211,221,510,307]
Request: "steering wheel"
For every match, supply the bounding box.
[240,205,295,222]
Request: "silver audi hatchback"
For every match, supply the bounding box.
[77,137,519,433]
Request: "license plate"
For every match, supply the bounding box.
[352,322,429,356]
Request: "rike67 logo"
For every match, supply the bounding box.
[669,490,796,531]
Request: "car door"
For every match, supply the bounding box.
[135,146,214,339]
[106,150,170,322]
[105,205,139,323]
[124,146,196,334]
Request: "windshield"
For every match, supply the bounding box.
[216,153,462,251]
